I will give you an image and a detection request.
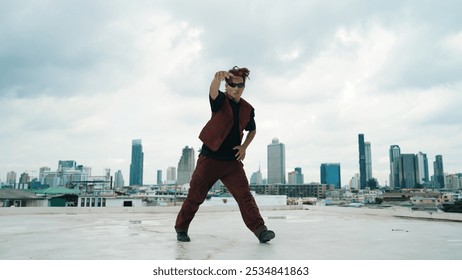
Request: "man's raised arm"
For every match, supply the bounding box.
[209,71,233,100]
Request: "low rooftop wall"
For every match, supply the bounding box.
[1,204,461,222]
[0,204,302,215]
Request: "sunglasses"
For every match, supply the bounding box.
[227,81,245,88]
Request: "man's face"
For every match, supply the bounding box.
[225,76,245,102]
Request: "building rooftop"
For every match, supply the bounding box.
[1,205,461,260]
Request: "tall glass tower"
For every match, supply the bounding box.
[389,145,401,189]
[365,142,372,183]
[416,152,429,186]
[114,170,125,187]
[400,154,417,188]
[358,134,373,188]
[267,138,286,184]
[157,170,163,185]
[129,139,144,186]
[320,163,341,189]
[358,134,366,189]
[433,155,444,188]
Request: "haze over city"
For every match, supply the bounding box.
[1,0,461,186]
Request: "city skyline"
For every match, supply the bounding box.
[1,135,459,188]
[1,1,462,187]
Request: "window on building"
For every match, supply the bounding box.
[123,201,133,207]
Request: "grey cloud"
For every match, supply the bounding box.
[0,1,142,98]
[162,0,462,91]
[373,30,462,91]
[419,95,462,127]
[369,1,462,90]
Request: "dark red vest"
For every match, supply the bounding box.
[199,93,254,151]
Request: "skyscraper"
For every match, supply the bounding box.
[320,163,341,189]
[177,146,195,185]
[389,145,401,189]
[365,142,372,183]
[250,168,263,185]
[19,172,30,184]
[129,139,144,186]
[349,173,360,190]
[157,170,163,185]
[166,167,177,183]
[38,167,50,185]
[400,154,417,188]
[114,170,125,187]
[288,167,304,185]
[267,138,286,184]
[358,134,367,189]
[6,171,17,186]
[433,155,444,188]
[415,152,429,186]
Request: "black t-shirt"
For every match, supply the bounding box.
[201,91,256,160]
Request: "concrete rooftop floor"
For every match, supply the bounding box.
[1,205,462,260]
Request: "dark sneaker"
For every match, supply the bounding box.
[258,230,275,243]
[177,232,191,242]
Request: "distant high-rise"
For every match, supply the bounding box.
[104,168,110,177]
[267,138,286,184]
[19,172,30,184]
[365,142,372,183]
[166,167,177,183]
[157,170,162,185]
[114,170,125,187]
[39,167,51,184]
[6,171,17,186]
[320,163,341,189]
[288,167,304,185]
[129,139,144,186]
[433,155,444,188]
[358,134,367,189]
[250,166,263,185]
[177,146,195,185]
[400,154,417,188]
[349,173,360,190]
[58,160,77,171]
[389,145,401,189]
[416,152,429,186]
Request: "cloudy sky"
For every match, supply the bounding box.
[1,0,461,186]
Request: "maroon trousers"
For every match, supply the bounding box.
[175,155,267,237]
